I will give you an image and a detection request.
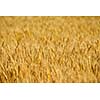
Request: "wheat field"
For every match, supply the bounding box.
[0,16,100,83]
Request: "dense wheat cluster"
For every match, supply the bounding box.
[0,16,100,82]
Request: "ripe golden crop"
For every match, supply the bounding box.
[0,16,100,82]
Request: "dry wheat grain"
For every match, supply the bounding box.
[0,16,100,82]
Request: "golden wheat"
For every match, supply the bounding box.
[0,16,100,82]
